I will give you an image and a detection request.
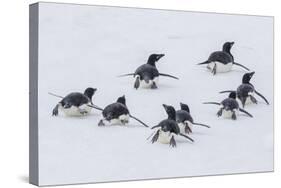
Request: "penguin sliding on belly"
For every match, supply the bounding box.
[203,92,253,120]
[150,104,194,147]
[176,103,210,134]
[219,72,269,108]
[51,87,101,116]
[197,42,250,75]
[119,54,179,89]
[98,95,149,127]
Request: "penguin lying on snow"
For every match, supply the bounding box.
[176,103,210,134]
[51,87,100,116]
[150,104,194,147]
[98,95,149,127]
[219,72,269,108]
[197,42,250,75]
[119,54,179,89]
[203,92,253,120]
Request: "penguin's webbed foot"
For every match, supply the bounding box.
[52,104,59,116]
[184,123,192,134]
[151,82,158,89]
[170,136,176,148]
[98,120,105,126]
[151,130,160,144]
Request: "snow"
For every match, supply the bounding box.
[37,2,274,186]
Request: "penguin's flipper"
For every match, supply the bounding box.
[170,136,177,147]
[212,63,217,75]
[118,73,135,77]
[241,97,247,108]
[87,104,104,111]
[254,90,269,105]
[231,111,237,120]
[184,123,192,134]
[129,114,149,128]
[151,82,158,89]
[239,108,253,118]
[193,122,211,128]
[233,62,250,71]
[151,125,161,129]
[52,104,59,116]
[197,60,210,65]
[159,73,179,80]
[219,90,235,94]
[151,130,160,143]
[179,133,194,142]
[203,102,221,105]
[217,108,223,117]
[98,119,105,126]
[134,77,140,89]
[249,95,258,104]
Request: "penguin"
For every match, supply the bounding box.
[98,95,149,127]
[203,92,253,120]
[119,54,179,89]
[150,104,194,147]
[51,87,98,116]
[219,72,269,108]
[197,42,250,75]
[176,103,210,134]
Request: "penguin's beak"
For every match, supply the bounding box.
[162,104,168,110]
[230,42,235,46]
[157,54,165,60]
[249,71,255,77]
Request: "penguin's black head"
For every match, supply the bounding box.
[222,42,234,53]
[242,71,255,84]
[147,54,165,66]
[229,91,237,99]
[180,103,190,113]
[84,87,97,100]
[163,104,176,120]
[162,124,172,132]
[117,95,126,105]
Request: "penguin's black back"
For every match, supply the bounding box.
[60,92,90,107]
[102,102,129,121]
[237,84,255,98]
[158,119,180,134]
[221,98,239,110]
[176,110,194,124]
[208,51,233,64]
[135,64,159,80]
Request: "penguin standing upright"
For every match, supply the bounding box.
[204,92,253,120]
[176,103,210,134]
[119,54,179,89]
[197,42,250,75]
[150,104,194,147]
[98,95,149,127]
[219,72,269,107]
[51,87,98,116]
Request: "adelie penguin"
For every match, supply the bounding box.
[150,104,194,147]
[203,92,253,120]
[51,87,100,116]
[219,72,269,108]
[119,54,179,89]
[175,103,210,134]
[197,42,250,75]
[98,95,149,127]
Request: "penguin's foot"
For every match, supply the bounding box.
[151,82,158,89]
[98,120,105,126]
[231,111,237,120]
[120,119,128,125]
[52,104,59,116]
[134,77,140,89]
[217,108,223,117]
[169,136,176,147]
[151,130,160,144]
[250,95,258,104]
[184,124,192,134]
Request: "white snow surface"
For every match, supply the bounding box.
[37,3,274,186]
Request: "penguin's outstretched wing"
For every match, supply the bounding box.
[159,73,179,80]
[87,104,104,111]
[179,133,194,142]
[239,108,253,117]
[129,114,149,127]
[48,92,64,98]
[151,125,161,129]
[197,60,210,65]
[203,102,221,105]
[233,62,250,71]
[118,73,135,77]
[219,90,235,94]
[193,122,211,128]
[254,90,269,105]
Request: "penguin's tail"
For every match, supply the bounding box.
[117,73,135,77]
[197,60,210,65]
[233,62,250,71]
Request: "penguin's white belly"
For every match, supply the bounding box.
[60,103,92,116]
[109,114,130,125]
[140,77,159,88]
[178,121,193,134]
[207,61,233,73]
[222,109,238,118]
[158,130,173,144]
[246,92,255,105]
